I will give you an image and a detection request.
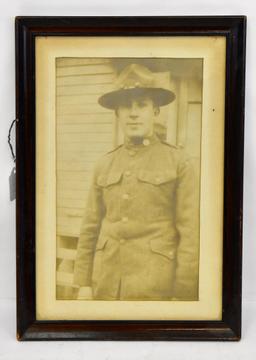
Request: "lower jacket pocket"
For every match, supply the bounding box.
[150,239,176,260]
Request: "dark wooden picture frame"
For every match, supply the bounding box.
[16,16,246,341]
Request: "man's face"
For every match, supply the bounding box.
[116,96,159,139]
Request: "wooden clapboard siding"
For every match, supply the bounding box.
[57,172,91,181]
[57,142,111,153]
[56,58,116,241]
[57,133,112,145]
[57,83,114,96]
[57,64,113,77]
[57,103,113,115]
[57,163,96,173]
[57,173,98,184]
[57,94,104,106]
[58,198,86,209]
[57,123,111,133]
[57,114,113,124]
[57,150,105,159]
[57,227,81,238]
[57,180,90,191]
[57,58,110,67]
[57,73,115,87]
[57,207,84,218]
[57,189,87,200]
[57,217,83,237]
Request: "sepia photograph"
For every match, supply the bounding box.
[35,34,226,322]
[55,57,202,301]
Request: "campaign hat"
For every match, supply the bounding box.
[98,63,175,109]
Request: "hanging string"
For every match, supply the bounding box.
[8,119,18,163]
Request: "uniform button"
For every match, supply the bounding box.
[125,170,131,176]
[122,217,128,223]
[143,139,150,146]
[122,193,129,200]
[120,239,126,244]
[169,251,174,259]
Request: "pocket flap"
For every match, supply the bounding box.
[150,239,176,260]
[97,172,122,187]
[138,169,176,185]
[95,237,108,250]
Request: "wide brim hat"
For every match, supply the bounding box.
[98,63,175,109]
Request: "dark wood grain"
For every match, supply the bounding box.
[15,16,246,341]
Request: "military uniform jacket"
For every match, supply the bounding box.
[73,134,199,300]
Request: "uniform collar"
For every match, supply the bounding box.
[124,133,159,150]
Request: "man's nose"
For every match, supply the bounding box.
[129,104,139,118]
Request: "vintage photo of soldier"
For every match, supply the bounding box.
[56,58,202,301]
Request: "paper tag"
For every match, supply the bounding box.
[9,167,16,201]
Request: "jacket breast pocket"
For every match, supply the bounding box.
[96,172,123,211]
[137,169,177,186]
[97,172,123,188]
[136,170,177,216]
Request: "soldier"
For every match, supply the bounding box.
[73,63,199,301]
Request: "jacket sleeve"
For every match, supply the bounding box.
[73,163,105,287]
[173,153,199,300]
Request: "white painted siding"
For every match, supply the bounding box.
[56,58,116,238]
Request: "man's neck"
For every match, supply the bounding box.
[124,133,159,148]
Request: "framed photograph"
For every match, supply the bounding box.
[16,16,246,341]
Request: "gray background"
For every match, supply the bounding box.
[0,0,255,358]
